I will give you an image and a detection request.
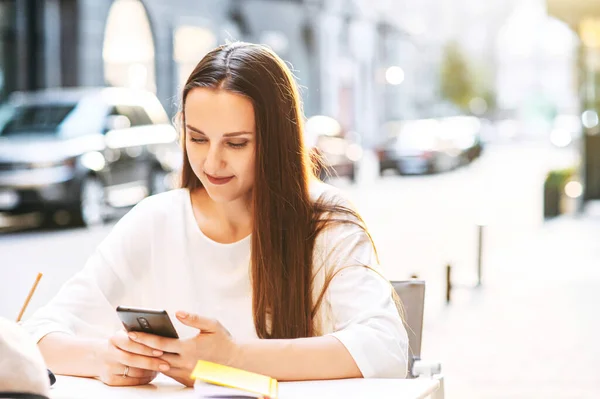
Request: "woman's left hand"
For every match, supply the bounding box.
[127,311,238,387]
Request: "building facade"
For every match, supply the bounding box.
[0,0,520,148]
[1,0,303,114]
[547,0,600,203]
[0,0,420,148]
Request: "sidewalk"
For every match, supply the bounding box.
[420,208,600,399]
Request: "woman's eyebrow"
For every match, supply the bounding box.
[185,124,253,137]
[223,131,253,138]
[185,124,205,134]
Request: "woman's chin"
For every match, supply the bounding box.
[204,187,247,204]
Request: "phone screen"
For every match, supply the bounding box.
[116,306,179,338]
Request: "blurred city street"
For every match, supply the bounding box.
[2,0,600,397]
[4,138,599,398]
[422,211,600,399]
[0,139,575,319]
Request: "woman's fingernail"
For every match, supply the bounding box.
[128,332,137,340]
[159,364,170,371]
[176,311,188,319]
[153,350,163,356]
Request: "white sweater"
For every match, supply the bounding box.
[22,183,408,378]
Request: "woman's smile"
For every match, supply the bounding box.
[205,173,234,185]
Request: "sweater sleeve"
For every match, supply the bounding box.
[314,192,409,379]
[20,199,153,343]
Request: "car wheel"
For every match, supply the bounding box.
[73,176,107,227]
[348,165,356,183]
[149,167,170,195]
[427,159,439,174]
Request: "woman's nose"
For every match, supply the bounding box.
[204,146,225,173]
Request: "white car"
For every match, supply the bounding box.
[0,87,181,228]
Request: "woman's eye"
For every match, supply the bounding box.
[228,141,248,149]
[190,137,207,143]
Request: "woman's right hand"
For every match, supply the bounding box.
[96,330,170,386]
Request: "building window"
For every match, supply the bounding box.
[174,26,216,89]
[103,0,156,93]
[0,0,16,101]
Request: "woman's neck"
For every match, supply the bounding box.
[190,188,253,243]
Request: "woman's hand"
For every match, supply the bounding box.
[95,330,170,386]
[127,311,238,387]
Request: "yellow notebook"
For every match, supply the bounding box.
[191,360,278,399]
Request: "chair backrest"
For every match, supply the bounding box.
[391,280,426,377]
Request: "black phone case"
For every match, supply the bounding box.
[116,306,179,338]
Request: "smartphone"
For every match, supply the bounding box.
[116,306,179,338]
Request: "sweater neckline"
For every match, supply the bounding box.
[183,188,252,248]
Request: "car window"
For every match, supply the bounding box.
[399,132,433,148]
[133,106,153,126]
[0,104,76,136]
[398,125,436,150]
[110,105,153,127]
[143,96,170,125]
[0,102,14,132]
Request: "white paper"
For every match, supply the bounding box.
[194,381,262,398]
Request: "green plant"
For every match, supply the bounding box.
[545,167,575,189]
[543,167,576,219]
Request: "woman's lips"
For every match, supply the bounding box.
[205,174,234,185]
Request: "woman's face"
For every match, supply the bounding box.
[184,88,256,203]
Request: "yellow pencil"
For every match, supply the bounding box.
[16,272,43,322]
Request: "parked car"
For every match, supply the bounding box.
[439,116,484,163]
[549,114,581,148]
[377,119,462,175]
[305,115,362,183]
[0,87,181,228]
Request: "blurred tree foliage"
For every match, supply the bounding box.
[440,41,497,114]
[440,42,475,111]
[473,65,497,114]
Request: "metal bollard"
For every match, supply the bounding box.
[476,224,484,287]
[445,264,452,304]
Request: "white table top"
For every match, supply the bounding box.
[50,374,440,399]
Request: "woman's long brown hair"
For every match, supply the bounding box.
[180,42,395,339]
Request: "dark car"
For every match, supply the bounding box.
[305,115,362,183]
[0,87,181,228]
[377,119,462,176]
[439,116,484,163]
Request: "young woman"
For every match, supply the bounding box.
[22,42,408,387]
